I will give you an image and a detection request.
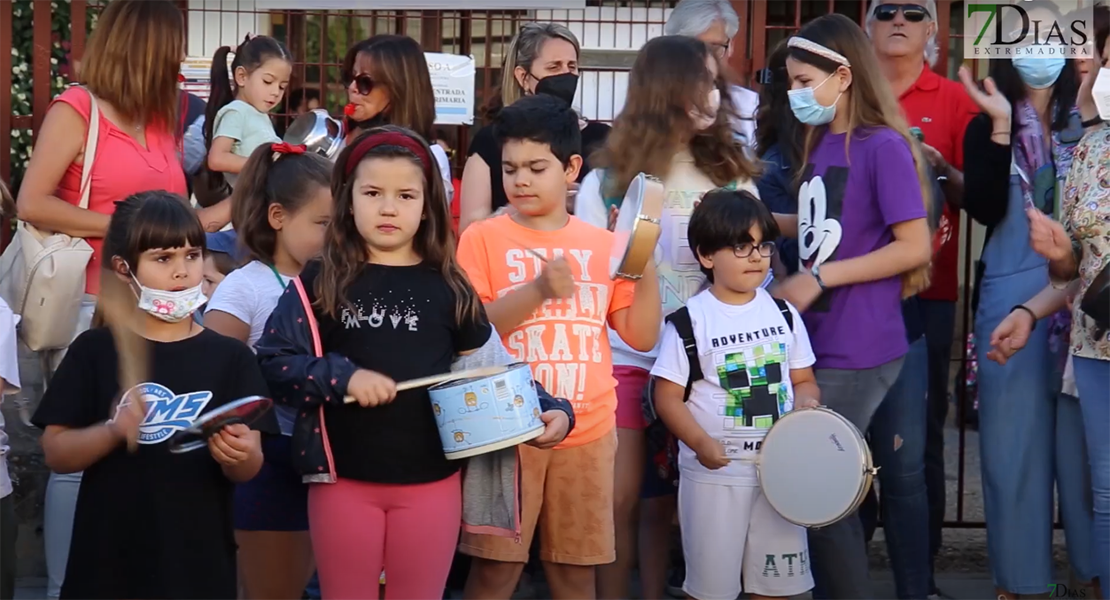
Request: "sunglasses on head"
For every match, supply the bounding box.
[347,73,375,96]
[873,3,931,22]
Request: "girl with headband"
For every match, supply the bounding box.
[203,142,333,600]
[255,126,572,597]
[773,14,934,599]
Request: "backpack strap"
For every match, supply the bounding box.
[772,297,794,332]
[664,307,702,402]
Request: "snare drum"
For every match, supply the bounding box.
[428,362,545,460]
[609,173,664,280]
[755,407,876,528]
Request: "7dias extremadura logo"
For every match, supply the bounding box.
[966,0,1094,59]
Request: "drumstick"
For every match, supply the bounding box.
[342,365,507,404]
[503,236,548,263]
[97,271,150,453]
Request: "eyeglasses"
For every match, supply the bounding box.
[709,40,730,59]
[733,242,776,259]
[347,73,375,96]
[873,3,931,22]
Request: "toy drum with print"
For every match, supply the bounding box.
[428,362,545,460]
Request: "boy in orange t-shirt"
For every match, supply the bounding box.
[456,94,661,599]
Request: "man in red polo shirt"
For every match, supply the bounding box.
[867,0,978,598]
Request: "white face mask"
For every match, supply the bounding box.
[128,269,207,323]
[1093,67,1110,121]
[690,87,722,130]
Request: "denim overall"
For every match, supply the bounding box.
[973,155,1094,593]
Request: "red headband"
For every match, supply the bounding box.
[344,132,433,181]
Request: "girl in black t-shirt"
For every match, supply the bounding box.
[32,191,274,599]
[258,126,493,599]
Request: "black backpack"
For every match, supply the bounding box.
[641,298,794,484]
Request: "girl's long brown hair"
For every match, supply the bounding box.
[591,35,759,199]
[316,126,482,325]
[790,14,934,297]
[80,0,184,130]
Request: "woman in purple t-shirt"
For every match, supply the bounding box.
[772,14,933,599]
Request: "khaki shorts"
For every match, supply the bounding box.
[459,428,617,566]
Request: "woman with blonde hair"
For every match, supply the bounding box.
[458,22,610,231]
[774,14,933,598]
[14,2,201,597]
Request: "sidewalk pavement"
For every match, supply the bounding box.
[16,571,1004,600]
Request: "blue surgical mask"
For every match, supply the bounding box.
[1012,55,1066,89]
[787,73,843,126]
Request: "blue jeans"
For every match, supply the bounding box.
[809,357,905,600]
[918,298,956,588]
[869,338,931,599]
[1073,356,1110,587]
[976,278,1094,592]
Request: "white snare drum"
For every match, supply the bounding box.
[428,362,545,460]
[609,172,664,280]
[755,407,876,528]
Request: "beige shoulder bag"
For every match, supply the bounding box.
[0,87,99,351]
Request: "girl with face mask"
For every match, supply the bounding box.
[775,15,935,600]
[458,23,611,232]
[956,2,1094,597]
[574,35,763,600]
[30,190,277,600]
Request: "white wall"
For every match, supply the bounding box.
[188,3,670,122]
[536,6,673,121]
[188,0,268,58]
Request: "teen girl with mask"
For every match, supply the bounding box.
[575,35,762,600]
[774,15,933,599]
[958,2,1094,597]
[458,23,610,231]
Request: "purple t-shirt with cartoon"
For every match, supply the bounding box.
[797,127,926,370]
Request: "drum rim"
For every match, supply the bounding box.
[756,406,874,528]
[443,423,545,460]
[427,362,530,391]
[609,173,648,279]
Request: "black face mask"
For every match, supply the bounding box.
[534,72,579,105]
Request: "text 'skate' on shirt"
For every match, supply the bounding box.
[268,261,492,485]
[31,328,277,600]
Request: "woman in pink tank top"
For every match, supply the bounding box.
[16,0,231,297]
[12,4,231,599]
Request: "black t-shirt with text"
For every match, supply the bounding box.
[31,327,276,600]
[301,261,491,484]
[469,120,611,211]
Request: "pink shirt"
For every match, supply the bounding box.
[52,87,187,295]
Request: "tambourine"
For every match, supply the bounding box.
[609,172,664,280]
[167,396,274,454]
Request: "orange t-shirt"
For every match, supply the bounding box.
[456,215,636,447]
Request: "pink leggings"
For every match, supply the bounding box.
[308,472,461,600]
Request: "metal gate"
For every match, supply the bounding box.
[1,0,988,527]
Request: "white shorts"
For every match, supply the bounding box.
[678,477,814,600]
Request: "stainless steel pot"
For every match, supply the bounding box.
[283,109,345,160]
